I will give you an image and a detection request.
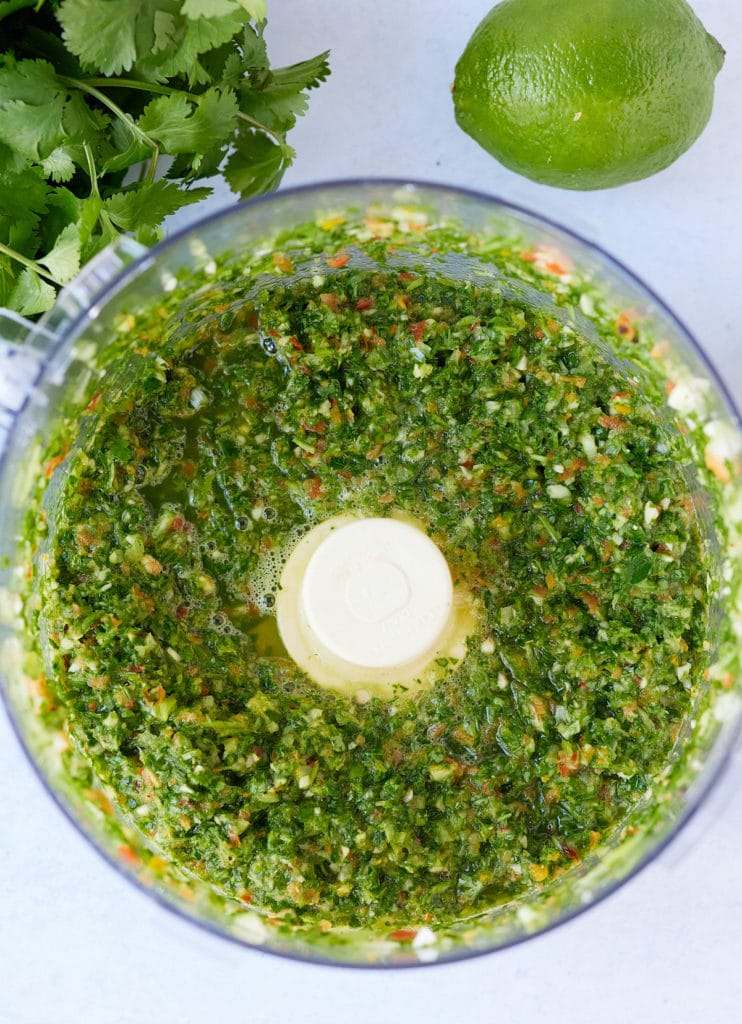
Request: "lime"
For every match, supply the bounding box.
[453,0,724,189]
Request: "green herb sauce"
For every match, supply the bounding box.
[30,216,713,932]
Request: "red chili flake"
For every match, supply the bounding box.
[326,253,351,269]
[410,320,428,344]
[302,419,327,435]
[320,293,342,312]
[288,336,303,351]
[389,929,417,942]
[239,891,254,904]
[397,272,417,282]
[557,750,580,777]
[127,665,146,674]
[557,458,588,481]
[578,591,601,616]
[86,391,101,412]
[560,842,580,861]
[356,297,374,310]
[599,415,628,432]
[175,604,188,620]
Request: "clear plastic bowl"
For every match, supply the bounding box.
[1,180,741,966]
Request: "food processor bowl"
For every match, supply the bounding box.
[1,180,741,966]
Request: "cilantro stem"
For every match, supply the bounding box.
[82,143,100,199]
[59,76,157,151]
[0,0,36,24]
[235,111,285,148]
[83,143,117,236]
[0,242,62,286]
[73,76,286,148]
[80,78,188,98]
[145,150,161,186]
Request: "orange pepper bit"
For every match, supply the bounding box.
[615,312,636,342]
[557,749,580,777]
[272,252,294,273]
[326,252,351,269]
[705,446,732,484]
[304,477,324,499]
[117,844,141,868]
[44,450,68,479]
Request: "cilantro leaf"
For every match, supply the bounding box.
[138,87,238,155]
[0,97,66,162]
[0,57,62,105]
[182,0,267,20]
[41,144,77,181]
[37,222,81,284]
[136,10,246,84]
[57,0,143,75]
[152,11,178,55]
[103,180,210,233]
[236,0,268,19]
[224,126,286,198]
[270,51,332,92]
[9,267,56,316]
[0,169,49,252]
[182,0,242,17]
[0,0,330,317]
[46,189,103,259]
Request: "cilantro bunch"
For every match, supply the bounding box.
[0,0,329,315]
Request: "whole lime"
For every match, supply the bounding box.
[453,0,725,189]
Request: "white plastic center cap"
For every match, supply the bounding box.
[302,518,453,670]
[345,561,411,624]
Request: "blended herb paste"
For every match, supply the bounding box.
[30,211,713,933]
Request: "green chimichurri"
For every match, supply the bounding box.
[27,212,717,935]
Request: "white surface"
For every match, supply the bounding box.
[302,518,452,669]
[2,1,742,1021]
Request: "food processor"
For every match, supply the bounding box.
[1,180,741,966]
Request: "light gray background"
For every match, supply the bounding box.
[2,2,741,1021]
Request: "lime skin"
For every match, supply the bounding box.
[453,0,725,190]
